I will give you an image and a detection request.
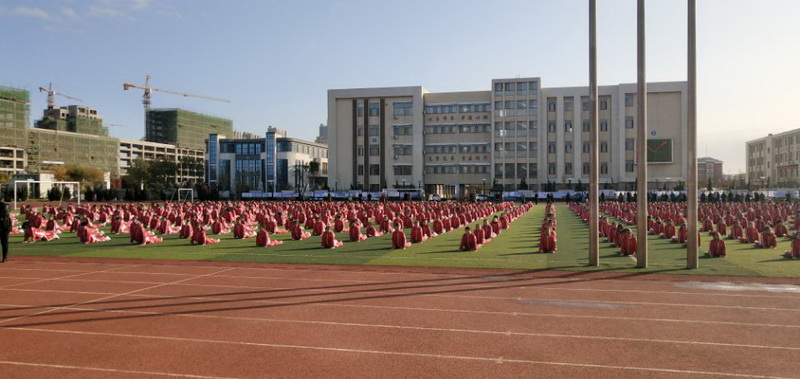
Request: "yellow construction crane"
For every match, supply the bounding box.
[123,75,230,111]
[39,82,82,110]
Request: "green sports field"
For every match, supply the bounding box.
[10,204,800,277]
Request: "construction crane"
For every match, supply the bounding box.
[39,82,82,110]
[123,75,230,111]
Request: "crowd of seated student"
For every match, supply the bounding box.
[539,204,557,253]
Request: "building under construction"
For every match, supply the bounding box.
[35,105,109,136]
[0,86,208,185]
[146,108,233,151]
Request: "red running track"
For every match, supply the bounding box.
[1,256,800,378]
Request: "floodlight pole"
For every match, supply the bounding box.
[636,0,649,268]
[687,0,699,269]
[588,0,599,267]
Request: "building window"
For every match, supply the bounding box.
[529,142,538,153]
[581,96,589,112]
[582,120,590,132]
[625,117,634,129]
[625,138,635,151]
[626,160,635,172]
[600,162,608,175]
[548,122,556,133]
[548,163,556,175]
[582,142,590,153]
[357,145,364,156]
[548,142,556,154]
[600,142,608,153]
[600,98,608,111]
[393,166,412,175]
[393,102,412,117]
[529,120,538,135]
[368,102,380,117]
[583,162,590,175]
[529,81,539,95]
[565,141,573,154]
[369,164,380,175]
[565,162,573,175]
[600,120,608,132]
[517,82,528,93]
[504,100,515,109]
[625,93,635,107]
[494,101,503,110]
[565,121,573,133]
[357,103,364,117]
[369,144,380,156]
[494,83,503,94]
[528,99,538,111]
[369,125,379,136]
[504,82,515,92]
[564,97,573,112]
[357,164,364,175]
[357,126,363,136]
[529,163,538,177]
[547,98,557,112]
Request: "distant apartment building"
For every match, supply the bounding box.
[328,79,688,197]
[146,108,233,151]
[118,139,205,185]
[697,157,724,188]
[747,129,800,188]
[315,123,328,144]
[35,105,108,136]
[206,128,328,197]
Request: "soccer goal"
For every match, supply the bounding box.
[13,180,81,210]
[176,188,195,202]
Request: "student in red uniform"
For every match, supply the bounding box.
[365,222,382,237]
[729,220,743,240]
[620,228,637,256]
[255,225,283,247]
[291,223,310,240]
[741,222,760,244]
[774,220,789,238]
[410,220,426,243]
[756,226,777,249]
[473,224,484,245]
[783,232,800,259]
[348,220,366,242]
[391,223,410,249]
[661,219,676,240]
[708,232,726,258]
[321,226,343,249]
[539,226,557,253]
[459,226,479,251]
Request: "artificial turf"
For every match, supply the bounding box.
[8,203,800,277]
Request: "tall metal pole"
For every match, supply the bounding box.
[687,0,699,269]
[588,0,600,267]
[636,0,648,268]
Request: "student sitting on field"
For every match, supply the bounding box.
[740,222,760,244]
[716,219,727,237]
[774,220,789,238]
[756,226,777,249]
[365,222,382,237]
[321,226,344,249]
[728,220,743,241]
[661,219,676,240]
[708,232,726,258]
[473,224,484,245]
[391,223,410,249]
[22,221,60,243]
[539,226,557,254]
[256,225,283,247]
[619,228,636,256]
[348,220,366,242]
[410,220,427,243]
[459,226,479,251]
[233,217,256,239]
[291,224,311,240]
[783,232,800,259]
[192,225,219,245]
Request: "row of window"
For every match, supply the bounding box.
[425,103,492,114]
[423,124,491,134]
[494,100,538,111]
[493,81,539,95]
[425,165,490,174]
[424,144,490,154]
[546,97,613,112]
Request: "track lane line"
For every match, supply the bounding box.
[0,360,238,378]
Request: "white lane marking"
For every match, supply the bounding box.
[4,301,797,352]
[0,264,142,290]
[2,288,800,330]
[0,267,236,326]
[0,360,238,378]
[676,282,800,294]
[4,327,793,379]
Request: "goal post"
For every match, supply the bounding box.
[176,188,194,202]
[13,180,81,210]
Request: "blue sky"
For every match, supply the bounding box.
[1,0,798,173]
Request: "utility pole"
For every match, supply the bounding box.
[687,0,699,269]
[588,0,600,267]
[636,0,649,268]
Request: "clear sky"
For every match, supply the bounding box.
[1,0,797,174]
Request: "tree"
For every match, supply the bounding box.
[575,179,585,192]
[126,158,151,189]
[491,178,503,193]
[52,164,104,187]
[519,178,528,190]
[150,158,178,185]
[706,178,713,191]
